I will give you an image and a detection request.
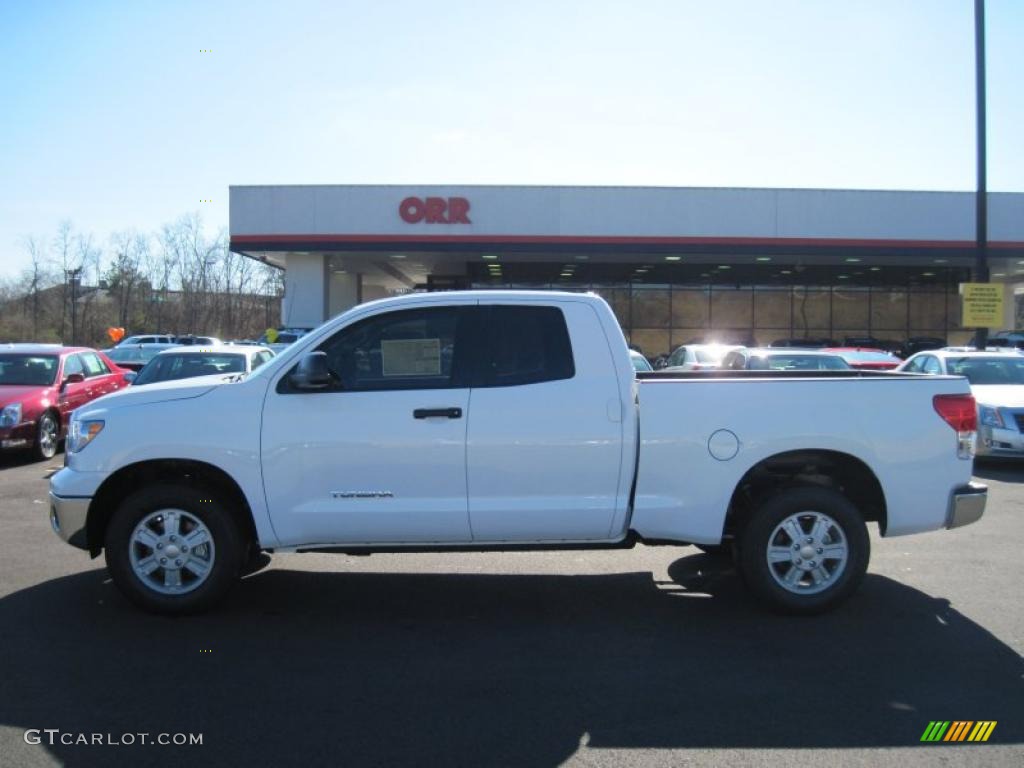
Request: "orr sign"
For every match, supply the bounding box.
[399,196,471,225]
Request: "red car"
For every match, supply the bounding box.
[822,347,902,371]
[0,345,130,461]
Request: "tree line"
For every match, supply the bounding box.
[1,213,284,348]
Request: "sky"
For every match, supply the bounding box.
[1,0,1022,279]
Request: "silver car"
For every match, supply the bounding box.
[898,349,1024,457]
[130,344,276,386]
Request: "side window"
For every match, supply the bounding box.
[62,354,84,379]
[476,305,575,388]
[723,352,743,370]
[303,307,470,392]
[922,356,942,375]
[81,352,111,377]
[669,347,686,367]
[902,357,922,373]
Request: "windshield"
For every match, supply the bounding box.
[107,347,162,364]
[839,351,898,363]
[630,354,652,372]
[752,354,851,371]
[0,354,59,386]
[133,353,245,385]
[695,349,728,363]
[948,357,1024,385]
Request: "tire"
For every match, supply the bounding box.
[31,411,59,461]
[104,484,245,615]
[736,487,869,615]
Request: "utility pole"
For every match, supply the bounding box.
[65,267,82,345]
[974,0,990,348]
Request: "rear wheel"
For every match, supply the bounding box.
[736,487,869,614]
[104,484,245,614]
[31,411,59,461]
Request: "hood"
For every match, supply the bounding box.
[76,374,234,417]
[971,384,1024,409]
[0,384,54,408]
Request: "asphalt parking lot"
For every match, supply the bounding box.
[1,453,1022,768]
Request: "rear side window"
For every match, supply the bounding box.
[81,352,111,377]
[476,306,575,387]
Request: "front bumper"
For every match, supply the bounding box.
[49,492,90,549]
[0,423,33,450]
[946,482,987,529]
[976,423,1024,456]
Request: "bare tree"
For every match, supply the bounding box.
[20,236,51,340]
[51,220,78,340]
[107,230,148,329]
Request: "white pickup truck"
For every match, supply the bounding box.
[49,291,986,615]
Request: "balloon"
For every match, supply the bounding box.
[107,327,126,343]
[265,327,279,343]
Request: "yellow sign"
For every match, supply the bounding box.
[961,283,1003,328]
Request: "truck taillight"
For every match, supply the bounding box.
[933,394,977,459]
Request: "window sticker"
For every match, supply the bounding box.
[381,338,442,376]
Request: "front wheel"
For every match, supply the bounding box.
[736,487,869,615]
[104,484,245,614]
[32,411,59,461]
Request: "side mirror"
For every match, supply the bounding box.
[123,371,137,384]
[62,372,85,388]
[290,351,332,390]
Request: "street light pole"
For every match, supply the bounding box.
[65,267,82,345]
[974,0,989,348]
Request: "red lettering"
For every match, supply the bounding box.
[424,197,448,223]
[399,196,471,224]
[447,197,471,224]
[399,197,425,223]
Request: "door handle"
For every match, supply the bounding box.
[413,408,462,419]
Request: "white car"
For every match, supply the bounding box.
[115,334,177,347]
[662,343,743,371]
[129,345,275,386]
[629,349,653,372]
[50,291,984,616]
[899,349,1024,457]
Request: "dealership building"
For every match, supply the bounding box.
[229,185,1024,355]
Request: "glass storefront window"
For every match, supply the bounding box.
[870,289,908,333]
[630,287,671,328]
[791,288,831,334]
[754,288,792,332]
[710,288,753,330]
[909,291,946,333]
[832,288,870,331]
[671,288,710,329]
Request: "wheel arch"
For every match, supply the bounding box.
[86,459,258,557]
[722,449,887,540]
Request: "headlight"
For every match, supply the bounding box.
[0,403,22,428]
[67,419,104,453]
[978,405,1004,428]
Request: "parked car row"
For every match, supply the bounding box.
[649,336,948,368]
[116,334,222,347]
[0,342,275,461]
